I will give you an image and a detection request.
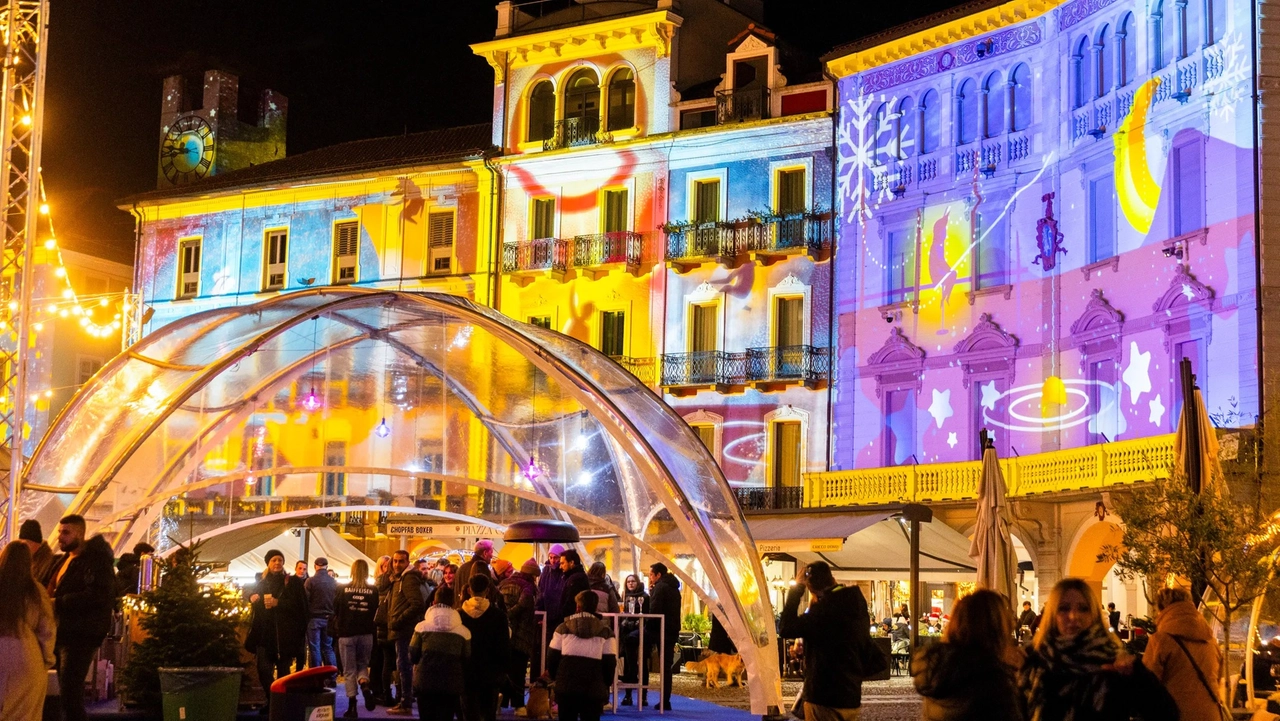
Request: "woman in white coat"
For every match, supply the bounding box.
[0,540,57,720]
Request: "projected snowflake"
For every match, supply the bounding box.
[1202,32,1249,121]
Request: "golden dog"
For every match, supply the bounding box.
[524,678,554,720]
[683,651,746,688]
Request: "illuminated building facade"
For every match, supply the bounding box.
[826,0,1260,470]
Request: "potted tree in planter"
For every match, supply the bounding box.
[121,543,247,720]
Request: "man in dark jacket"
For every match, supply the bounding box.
[498,558,539,709]
[646,563,682,711]
[454,539,496,607]
[534,544,566,679]
[247,549,308,715]
[1018,601,1038,632]
[557,550,591,625]
[387,550,427,715]
[372,557,399,707]
[460,575,510,721]
[779,561,871,720]
[47,514,116,721]
[546,591,616,721]
[304,557,339,674]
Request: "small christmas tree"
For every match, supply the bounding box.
[121,542,248,710]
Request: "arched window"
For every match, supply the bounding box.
[527,80,555,142]
[1095,25,1112,97]
[983,71,1004,138]
[1010,64,1032,132]
[564,68,600,126]
[1073,36,1091,108]
[1117,13,1136,86]
[606,68,635,131]
[874,102,892,165]
[957,79,979,145]
[1210,0,1225,45]
[896,96,915,158]
[919,89,940,153]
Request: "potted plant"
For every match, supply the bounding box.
[121,542,248,719]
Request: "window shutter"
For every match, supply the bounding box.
[773,421,802,488]
[334,221,359,283]
[778,170,805,215]
[776,297,804,347]
[695,181,720,224]
[429,212,454,248]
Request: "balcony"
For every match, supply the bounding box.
[664,214,830,273]
[745,345,830,390]
[610,355,656,385]
[734,485,804,512]
[502,237,569,285]
[659,350,746,395]
[742,213,832,264]
[543,116,604,151]
[716,86,770,124]
[664,223,740,272]
[573,231,643,278]
[805,433,1175,508]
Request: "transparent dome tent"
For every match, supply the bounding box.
[19,288,783,712]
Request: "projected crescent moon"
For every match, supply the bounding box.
[1114,77,1163,235]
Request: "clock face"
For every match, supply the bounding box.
[160,115,215,184]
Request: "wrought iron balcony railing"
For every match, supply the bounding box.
[543,116,603,150]
[573,231,643,269]
[609,355,655,385]
[741,214,833,256]
[660,350,746,387]
[746,345,830,385]
[502,237,569,274]
[733,485,805,511]
[665,224,739,263]
[716,86,769,124]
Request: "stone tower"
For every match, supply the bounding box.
[157,70,287,188]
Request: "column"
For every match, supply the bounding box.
[1200,0,1212,48]
[1091,42,1104,98]
[953,90,965,145]
[1148,12,1162,71]
[1116,29,1128,86]
[980,86,990,139]
[1175,0,1189,59]
[1070,53,1083,108]
[916,103,927,154]
[1005,78,1016,133]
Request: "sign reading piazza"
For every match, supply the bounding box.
[385,521,504,538]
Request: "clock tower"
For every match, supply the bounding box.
[157,70,287,188]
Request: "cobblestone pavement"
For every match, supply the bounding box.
[673,672,922,719]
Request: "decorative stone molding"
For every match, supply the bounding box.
[954,313,1018,388]
[1154,264,1214,354]
[1070,289,1124,363]
[866,327,925,398]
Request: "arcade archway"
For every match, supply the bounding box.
[17,288,783,712]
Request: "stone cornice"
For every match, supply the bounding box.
[825,0,1063,79]
[471,11,682,82]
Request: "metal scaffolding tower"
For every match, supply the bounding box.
[0,0,48,541]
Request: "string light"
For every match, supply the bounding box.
[375,417,391,438]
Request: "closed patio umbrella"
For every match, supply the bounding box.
[1174,387,1223,496]
[969,444,1018,604]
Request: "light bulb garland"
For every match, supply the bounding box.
[26,177,129,340]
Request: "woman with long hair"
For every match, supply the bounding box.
[0,540,56,721]
[912,589,1023,720]
[334,559,378,718]
[1020,578,1177,721]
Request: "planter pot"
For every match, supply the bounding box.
[159,667,242,721]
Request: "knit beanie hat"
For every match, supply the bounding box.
[492,559,513,577]
[521,558,542,577]
[18,519,41,543]
[548,543,566,556]
[264,549,285,565]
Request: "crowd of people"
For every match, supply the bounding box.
[245,539,685,720]
[780,559,1222,721]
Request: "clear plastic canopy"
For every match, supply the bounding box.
[20,288,782,711]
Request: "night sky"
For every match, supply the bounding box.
[41,0,970,257]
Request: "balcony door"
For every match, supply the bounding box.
[774,296,804,377]
[600,310,626,358]
[689,303,718,384]
[771,420,802,488]
[531,198,555,240]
